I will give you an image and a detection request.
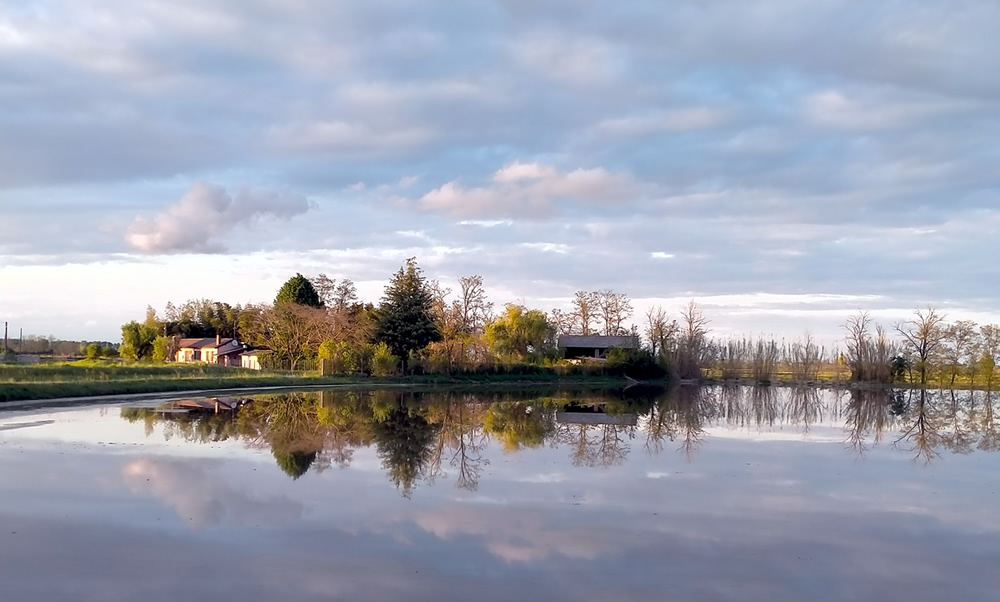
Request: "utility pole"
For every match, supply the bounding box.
[19,328,23,353]
[3,321,7,355]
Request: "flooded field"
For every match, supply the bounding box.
[1,386,998,601]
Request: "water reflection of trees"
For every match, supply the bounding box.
[121,385,1000,493]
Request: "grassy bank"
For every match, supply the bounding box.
[0,361,283,383]
[700,369,999,390]
[0,361,630,403]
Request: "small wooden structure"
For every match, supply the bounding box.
[558,335,638,360]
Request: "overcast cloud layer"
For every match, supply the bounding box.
[0,0,998,341]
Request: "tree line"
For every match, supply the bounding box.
[119,258,652,376]
[0,335,117,359]
[642,304,1000,388]
[116,258,999,387]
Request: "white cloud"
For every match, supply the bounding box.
[125,181,311,253]
[521,242,570,254]
[458,219,513,228]
[269,120,433,154]
[596,107,729,136]
[413,504,628,563]
[802,88,977,131]
[509,31,624,86]
[123,458,303,529]
[413,161,649,218]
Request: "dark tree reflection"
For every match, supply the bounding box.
[895,389,942,463]
[844,388,897,457]
[425,397,489,491]
[787,387,823,432]
[979,391,999,453]
[120,384,1000,492]
[371,395,440,498]
[642,387,709,461]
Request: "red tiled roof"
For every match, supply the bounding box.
[176,338,234,349]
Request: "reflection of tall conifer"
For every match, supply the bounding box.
[372,398,440,498]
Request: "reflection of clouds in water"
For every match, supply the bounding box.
[414,504,626,563]
[123,458,303,529]
[512,472,567,483]
[0,420,55,432]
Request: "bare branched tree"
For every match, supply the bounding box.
[843,310,895,383]
[332,279,358,313]
[789,332,824,381]
[549,308,576,337]
[311,273,337,308]
[571,291,599,336]
[645,306,678,358]
[677,300,710,379]
[456,275,492,334]
[943,320,979,387]
[895,307,948,385]
[595,289,633,336]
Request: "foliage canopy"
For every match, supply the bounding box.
[276,273,323,308]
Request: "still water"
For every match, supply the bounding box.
[1,386,998,601]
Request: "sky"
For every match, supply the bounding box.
[1,0,998,344]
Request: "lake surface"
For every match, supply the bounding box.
[1,385,998,601]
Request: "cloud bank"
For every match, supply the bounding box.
[125,181,310,253]
[408,161,647,218]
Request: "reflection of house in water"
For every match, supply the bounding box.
[556,403,638,427]
[127,397,250,418]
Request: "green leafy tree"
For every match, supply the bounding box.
[85,343,101,360]
[275,273,323,308]
[485,304,556,360]
[120,321,157,361]
[164,299,240,338]
[375,258,441,374]
[371,342,399,376]
[152,336,170,362]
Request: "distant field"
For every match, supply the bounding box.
[0,360,331,402]
[0,360,288,383]
[0,360,629,403]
